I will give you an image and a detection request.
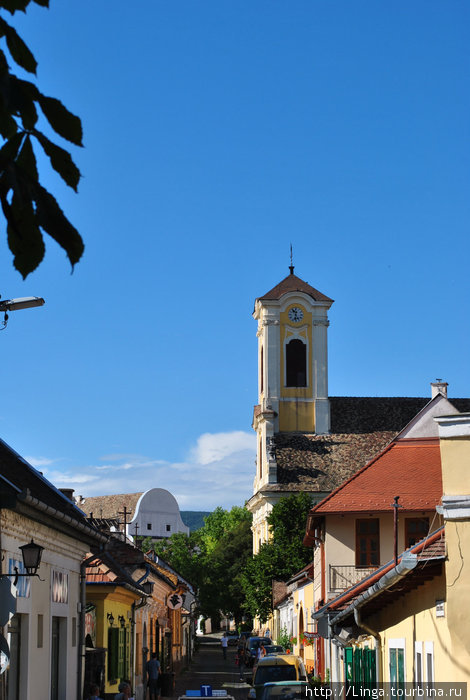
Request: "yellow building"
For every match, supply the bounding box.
[310,411,470,686]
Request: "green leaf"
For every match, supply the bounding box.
[0,102,18,139]
[0,18,37,73]
[0,0,30,14]
[34,130,80,190]
[0,131,23,171]
[7,191,45,278]
[31,182,84,267]
[9,77,38,129]
[16,134,38,181]
[37,94,83,146]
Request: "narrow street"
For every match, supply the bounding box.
[171,633,250,700]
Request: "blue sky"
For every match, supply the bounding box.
[0,1,468,510]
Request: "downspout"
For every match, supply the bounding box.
[354,608,381,684]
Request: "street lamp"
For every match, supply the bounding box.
[0,296,45,330]
[0,539,44,586]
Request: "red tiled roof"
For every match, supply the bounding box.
[311,439,442,514]
[258,273,333,303]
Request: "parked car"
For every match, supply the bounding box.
[244,636,272,667]
[259,681,310,700]
[226,631,240,646]
[247,655,308,700]
[263,645,286,656]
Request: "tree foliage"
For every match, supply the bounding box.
[241,492,313,622]
[0,0,83,277]
[149,505,253,625]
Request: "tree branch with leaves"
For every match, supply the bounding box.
[0,0,83,277]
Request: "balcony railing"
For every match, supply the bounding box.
[329,564,377,592]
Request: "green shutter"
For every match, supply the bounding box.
[108,628,119,681]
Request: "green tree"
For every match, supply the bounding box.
[241,492,313,621]
[148,505,253,625]
[0,0,83,277]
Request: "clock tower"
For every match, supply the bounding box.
[248,266,333,552]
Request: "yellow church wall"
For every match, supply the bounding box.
[279,304,314,403]
[279,401,315,432]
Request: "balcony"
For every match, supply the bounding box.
[329,564,377,593]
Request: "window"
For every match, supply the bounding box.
[405,518,429,548]
[286,339,307,387]
[147,523,152,531]
[166,524,171,532]
[389,639,405,689]
[37,614,43,648]
[356,519,380,567]
[425,642,434,686]
[415,641,423,688]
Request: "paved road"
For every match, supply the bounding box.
[171,633,251,700]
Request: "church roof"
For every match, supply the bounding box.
[257,272,333,303]
[256,395,470,497]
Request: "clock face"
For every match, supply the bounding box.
[288,306,304,323]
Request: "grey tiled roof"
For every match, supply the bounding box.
[261,396,470,495]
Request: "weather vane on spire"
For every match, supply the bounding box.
[289,243,294,275]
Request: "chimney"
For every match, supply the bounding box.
[59,488,75,501]
[431,379,448,399]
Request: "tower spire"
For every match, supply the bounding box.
[289,243,294,275]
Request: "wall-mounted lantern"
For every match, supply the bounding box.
[107,612,115,627]
[118,615,125,628]
[0,539,44,585]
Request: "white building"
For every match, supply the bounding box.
[0,438,106,700]
[128,488,189,540]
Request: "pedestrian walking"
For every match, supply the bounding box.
[146,652,161,700]
[221,632,228,659]
[236,640,245,681]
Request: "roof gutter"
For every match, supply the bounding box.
[18,490,108,544]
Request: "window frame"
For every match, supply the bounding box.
[355,518,380,567]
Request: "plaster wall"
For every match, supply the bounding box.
[1,508,89,700]
[324,512,436,599]
[353,573,462,682]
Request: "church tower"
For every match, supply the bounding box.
[248,266,333,552]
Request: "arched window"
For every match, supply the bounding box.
[286,339,307,386]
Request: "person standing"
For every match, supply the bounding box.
[221,632,228,660]
[236,640,245,682]
[146,652,161,700]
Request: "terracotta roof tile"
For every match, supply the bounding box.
[258,273,333,303]
[312,439,442,514]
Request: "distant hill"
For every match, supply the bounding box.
[181,511,211,531]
